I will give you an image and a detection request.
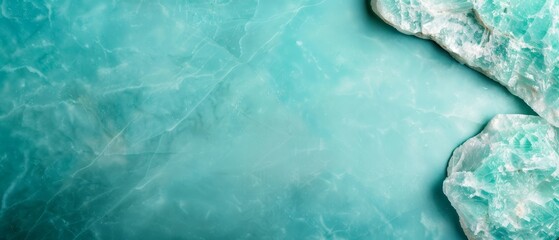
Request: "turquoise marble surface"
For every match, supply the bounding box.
[0,0,533,239]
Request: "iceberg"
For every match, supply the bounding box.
[371,0,559,127]
[443,114,559,240]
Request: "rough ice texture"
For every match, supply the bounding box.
[443,114,559,240]
[371,0,559,127]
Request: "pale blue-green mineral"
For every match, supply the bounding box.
[443,114,559,240]
[371,0,559,127]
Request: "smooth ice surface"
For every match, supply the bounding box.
[372,0,559,127]
[0,0,532,239]
[444,114,559,240]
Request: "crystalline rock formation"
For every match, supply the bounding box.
[372,1,559,239]
[443,115,559,239]
[372,0,559,127]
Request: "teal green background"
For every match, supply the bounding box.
[0,0,532,239]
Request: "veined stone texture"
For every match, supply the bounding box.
[443,114,559,240]
[0,0,533,239]
[372,0,559,127]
